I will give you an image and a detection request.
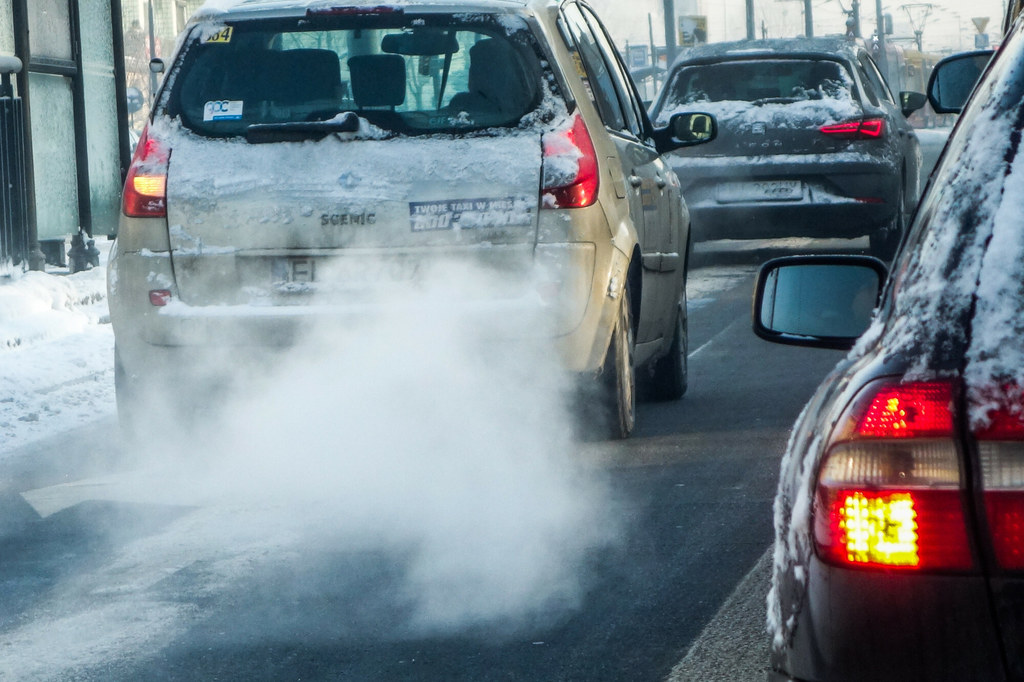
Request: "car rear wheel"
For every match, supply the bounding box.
[601,290,637,439]
[642,297,688,402]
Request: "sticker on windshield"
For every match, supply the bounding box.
[202,26,233,44]
[203,100,243,122]
[409,197,533,232]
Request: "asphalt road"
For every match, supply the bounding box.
[0,252,850,682]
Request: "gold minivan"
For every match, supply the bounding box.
[109,0,714,439]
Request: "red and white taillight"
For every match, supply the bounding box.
[122,125,170,218]
[976,395,1024,570]
[813,379,974,571]
[541,114,599,209]
[820,118,886,139]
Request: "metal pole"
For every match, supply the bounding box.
[12,0,43,270]
[663,0,676,68]
[746,0,755,39]
[852,0,861,37]
[805,0,814,36]
[148,0,158,101]
[875,0,886,74]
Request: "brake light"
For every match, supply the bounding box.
[541,114,599,209]
[820,118,886,139]
[122,125,169,218]
[976,393,1024,569]
[813,379,974,571]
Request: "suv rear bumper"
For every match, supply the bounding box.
[669,154,900,242]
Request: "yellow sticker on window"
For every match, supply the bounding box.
[203,26,233,44]
[571,51,587,79]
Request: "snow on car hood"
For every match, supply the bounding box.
[767,45,1023,648]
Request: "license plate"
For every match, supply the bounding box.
[717,180,802,203]
[273,257,317,283]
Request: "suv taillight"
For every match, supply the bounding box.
[813,380,974,571]
[122,125,169,217]
[820,118,886,139]
[975,397,1024,570]
[541,114,598,209]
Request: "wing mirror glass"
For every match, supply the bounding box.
[753,256,888,349]
[927,51,993,113]
[670,112,716,145]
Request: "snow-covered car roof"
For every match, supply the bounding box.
[191,0,543,23]
[669,36,863,68]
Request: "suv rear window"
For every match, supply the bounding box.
[666,59,852,105]
[164,15,549,137]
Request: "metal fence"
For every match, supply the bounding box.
[0,57,27,274]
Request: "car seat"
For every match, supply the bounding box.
[447,39,532,119]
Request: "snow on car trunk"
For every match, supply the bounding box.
[164,123,542,306]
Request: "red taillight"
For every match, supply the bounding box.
[149,289,172,307]
[541,114,599,209]
[122,125,169,218]
[813,379,973,571]
[855,381,954,438]
[820,118,886,139]
[976,396,1024,569]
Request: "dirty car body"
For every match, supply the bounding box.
[756,14,1024,681]
[650,38,921,260]
[107,0,712,438]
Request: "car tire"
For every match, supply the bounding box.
[870,186,905,261]
[601,289,637,439]
[643,297,688,402]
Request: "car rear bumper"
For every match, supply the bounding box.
[772,556,1006,682]
[108,240,624,382]
[669,154,900,241]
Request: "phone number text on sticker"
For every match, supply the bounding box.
[409,197,533,232]
[203,100,243,122]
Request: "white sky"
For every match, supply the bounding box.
[590,0,1008,55]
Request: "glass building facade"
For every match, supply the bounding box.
[0,0,129,269]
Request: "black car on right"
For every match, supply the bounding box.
[650,37,924,260]
[751,11,1024,682]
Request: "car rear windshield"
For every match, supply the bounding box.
[163,13,550,137]
[666,58,853,105]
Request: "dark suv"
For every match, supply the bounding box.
[649,37,924,260]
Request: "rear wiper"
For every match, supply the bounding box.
[246,111,360,143]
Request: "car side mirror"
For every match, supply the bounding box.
[654,112,716,154]
[899,91,927,117]
[149,58,165,74]
[753,255,888,349]
[670,112,715,144]
[927,50,993,114]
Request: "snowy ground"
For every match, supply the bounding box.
[0,259,115,458]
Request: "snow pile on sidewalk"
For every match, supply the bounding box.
[0,267,114,457]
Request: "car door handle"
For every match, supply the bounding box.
[656,176,667,189]
[629,174,642,187]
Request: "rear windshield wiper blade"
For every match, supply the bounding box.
[245,111,360,143]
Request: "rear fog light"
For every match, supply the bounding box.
[814,380,974,571]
